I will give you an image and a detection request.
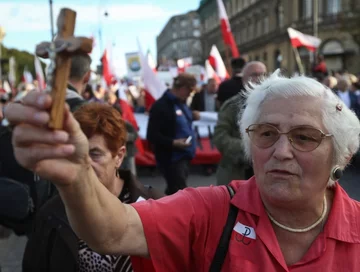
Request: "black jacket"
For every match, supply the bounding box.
[146,90,179,165]
[22,170,164,272]
[216,76,244,106]
[0,85,84,235]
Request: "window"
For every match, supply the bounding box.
[276,1,284,27]
[256,19,262,37]
[180,20,187,27]
[299,0,312,18]
[193,18,200,27]
[173,33,177,39]
[193,29,201,37]
[263,16,269,34]
[327,0,341,14]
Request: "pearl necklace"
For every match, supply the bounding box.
[266,196,327,233]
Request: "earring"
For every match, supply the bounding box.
[115,168,119,177]
[330,166,343,181]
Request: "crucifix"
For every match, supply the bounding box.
[35,8,93,129]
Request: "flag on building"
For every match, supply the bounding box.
[287,27,322,52]
[216,0,240,57]
[208,45,229,80]
[34,56,46,91]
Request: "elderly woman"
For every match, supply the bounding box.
[6,71,360,271]
[21,103,162,272]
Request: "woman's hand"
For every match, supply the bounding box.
[5,92,89,187]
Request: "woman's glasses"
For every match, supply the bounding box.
[246,124,332,152]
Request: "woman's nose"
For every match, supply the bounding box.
[272,135,294,160]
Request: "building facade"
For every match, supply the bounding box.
[198,0,360,75]
[156,11,203,67]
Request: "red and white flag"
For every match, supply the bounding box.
[101,49,114,86]
[205,60,221,84]
[287,27,321,52]
[216,0,239,57]
[147,51,157,73]
[208,45,229,80]
[177,57,193,73]
[22,67,33,83]
[34,56,46,91]
[137,39,166,111]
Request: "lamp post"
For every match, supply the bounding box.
[0,26,6,84]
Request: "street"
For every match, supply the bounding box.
[1,164,360,272]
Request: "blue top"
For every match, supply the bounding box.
[166,91,196,162]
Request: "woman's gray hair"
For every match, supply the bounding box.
[239,70,360,186]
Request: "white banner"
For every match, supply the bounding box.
[134,112,218,140]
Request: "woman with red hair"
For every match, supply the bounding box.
[22,103,162,272]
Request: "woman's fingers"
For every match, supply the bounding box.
[4,103,50,127]
[21,92,52,109]
[12,124,70,146]
[14,144,75,171]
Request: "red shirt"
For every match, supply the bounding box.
[132,178,360,271]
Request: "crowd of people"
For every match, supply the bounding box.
[1,49,360,271]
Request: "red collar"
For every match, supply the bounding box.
[230,178,360,244]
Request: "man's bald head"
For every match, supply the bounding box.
[242,61,267,85]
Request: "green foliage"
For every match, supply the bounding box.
[1,45,46,85]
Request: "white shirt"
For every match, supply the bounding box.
[338,90,351,109]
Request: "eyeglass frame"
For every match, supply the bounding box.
[245,123,333,152]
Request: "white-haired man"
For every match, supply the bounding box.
[213,61,267,185]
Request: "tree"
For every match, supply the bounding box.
[0,45,46,85]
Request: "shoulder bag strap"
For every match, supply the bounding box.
[209,185,238,272]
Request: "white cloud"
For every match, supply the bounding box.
[0,2,178,32]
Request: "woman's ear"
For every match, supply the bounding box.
[116,146,126,168]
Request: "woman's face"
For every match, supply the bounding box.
[88,134,125,191]
[251,97,334,205]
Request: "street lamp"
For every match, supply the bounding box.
[0,26,6,84]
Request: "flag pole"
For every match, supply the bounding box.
[292,47,305,75]
[225,45,232,76]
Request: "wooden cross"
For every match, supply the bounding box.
[35,8,93,129]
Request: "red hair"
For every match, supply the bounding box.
[73,103,127,155]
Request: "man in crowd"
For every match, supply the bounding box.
[335,75,360,118]
[216,57,246,108]
[190,78,219,112]
[147,73,199,195]
[214,61,267,185]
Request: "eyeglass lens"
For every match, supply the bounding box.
[248,124,324,151]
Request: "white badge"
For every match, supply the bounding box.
[233,222,256,240]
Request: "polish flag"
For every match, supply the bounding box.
[205,60,221,84]
[147,51,157,73]
[137,39,166,111]
[22,67,33,83]
[177,57,193,73]
[287,28,322,52]
[208,45,229,80]
[216,0,239,57]
[101,49,114,86]
[34,56,46,91]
